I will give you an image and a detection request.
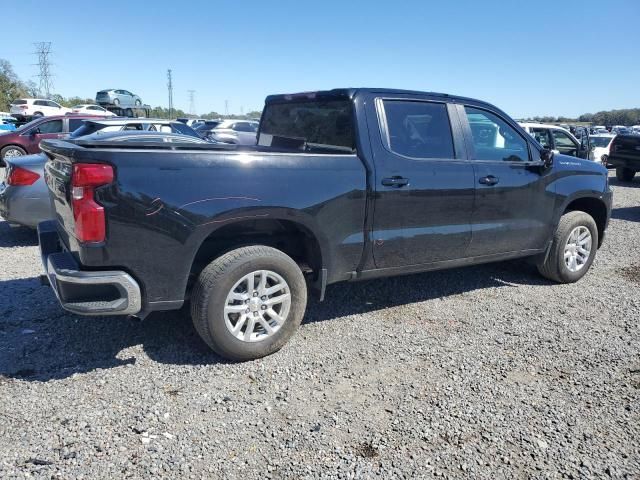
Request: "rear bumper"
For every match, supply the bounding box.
[38,221,142,316]
[609,157,640,170]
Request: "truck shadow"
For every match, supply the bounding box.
[611,206,640,223]
[0,221,38,247]
[0,260,549,382]
[609,178,640,189]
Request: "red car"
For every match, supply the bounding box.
[0,115,105,165]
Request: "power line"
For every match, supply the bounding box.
[167,69,173,119]
[33,42,53,98]
[188,90,196,116]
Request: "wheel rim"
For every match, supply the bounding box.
[224,270,291,342]
[601,155,608,166]
[4,148,24,159]
[564,226,592,272]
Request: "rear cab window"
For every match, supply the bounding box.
[259,98,356,152]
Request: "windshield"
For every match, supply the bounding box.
[259,99,355,152]
[15,118,42,132]
[591,137,613,148]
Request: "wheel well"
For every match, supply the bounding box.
[564,197,607,247]
[189,219,323,285]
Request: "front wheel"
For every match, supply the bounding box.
[537,211,598,283]
[191,246,308,361]
[113,98,120,106]
[616,166,636,182]
[135,99,141,107]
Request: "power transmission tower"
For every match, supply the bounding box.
[188,90,196,116]
[167,69,174,119]
[33,42,53,98]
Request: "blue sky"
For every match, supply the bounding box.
[3,0,639,118]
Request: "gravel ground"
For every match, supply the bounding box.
[0,170,639,479]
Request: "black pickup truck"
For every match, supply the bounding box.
[609,134,640,182]
[38,88,612,360]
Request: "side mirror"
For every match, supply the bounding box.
[540,148,554,168]
[30,128,40,137]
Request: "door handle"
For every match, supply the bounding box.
[381,176,409,187]
[479,175,499,186]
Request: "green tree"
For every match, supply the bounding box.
[0,59,30,111]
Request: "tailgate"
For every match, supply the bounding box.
[40,140,85,245]
[611,135,640,161]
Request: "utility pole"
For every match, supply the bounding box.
[188,90,196,116]
[167,69,173,119]
[225,99,229,117]
[33,42,53,98]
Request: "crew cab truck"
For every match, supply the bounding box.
[38,88,612,361]
[609,134,640,182]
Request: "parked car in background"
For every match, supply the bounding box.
[631,125,640,134]
[96,89,143,108]
[590,134,616,166]
[70,104,116,116]
[9,98,71,122]
[0,115,104,165]
[0,132,210,229]
[69,118,200,138]
[193,120,223,138]
[75,131,211,145]
[519,122,590,159]
[0,153,49,228]
[0,116,17,133]
[37,87,611,361]
[208,119,259,145]
[611,125,631,135]
[609,134,640,182]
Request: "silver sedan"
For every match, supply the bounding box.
[0,154,50,228]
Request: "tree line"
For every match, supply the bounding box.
[0,58,262,120]
[522,109,640,126]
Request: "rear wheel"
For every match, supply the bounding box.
[1,145,27,161]
[537,211,598,283]
[600,154,608,167]
[191,245,307,361]
[616,166,636,182]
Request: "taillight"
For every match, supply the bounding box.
[71,163,114,243]
[7,166,40,186]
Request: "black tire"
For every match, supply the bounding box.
[191,245,307,361]
[600,155,608,167]
[113,98,120,106]
[616,166,636,182]
[537,211,598,283]
[135,99,141,107]
[1,145,27,162]
[125,108,133,117]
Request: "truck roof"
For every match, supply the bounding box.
[264,88,497,110]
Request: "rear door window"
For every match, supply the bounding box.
[382,100,454,159]
[464,107,529,162]
[68,119,85,132]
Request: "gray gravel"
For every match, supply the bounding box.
[1,169,639,479]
